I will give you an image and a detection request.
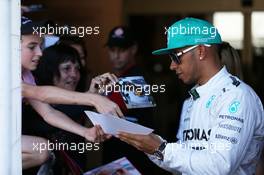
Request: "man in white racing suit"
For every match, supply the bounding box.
[117,17,264,175]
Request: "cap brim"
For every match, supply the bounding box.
[152,47,173,55]
[21,20,49,35]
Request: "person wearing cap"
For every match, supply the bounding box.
[106,26,143,77]
[21,17,123,117]
[117,17,264,175]
[104,26,168,174]
[21,17,122,169]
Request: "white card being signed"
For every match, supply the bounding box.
[85,111,153,135]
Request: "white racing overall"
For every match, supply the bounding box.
[149,67,264,175]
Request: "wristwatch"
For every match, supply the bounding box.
[153,140,167,161]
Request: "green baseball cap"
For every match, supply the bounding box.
[152,17,222,55]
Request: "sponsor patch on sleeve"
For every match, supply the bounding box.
[228,101,240,114]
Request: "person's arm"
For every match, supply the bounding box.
[118,90,261,174]
[22,83,123,117]
[28,99,109,142]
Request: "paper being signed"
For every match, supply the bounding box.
[85,111,153,135]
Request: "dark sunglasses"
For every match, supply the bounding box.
[169,44,211,64]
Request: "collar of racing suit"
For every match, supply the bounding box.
[189,66,232,100]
